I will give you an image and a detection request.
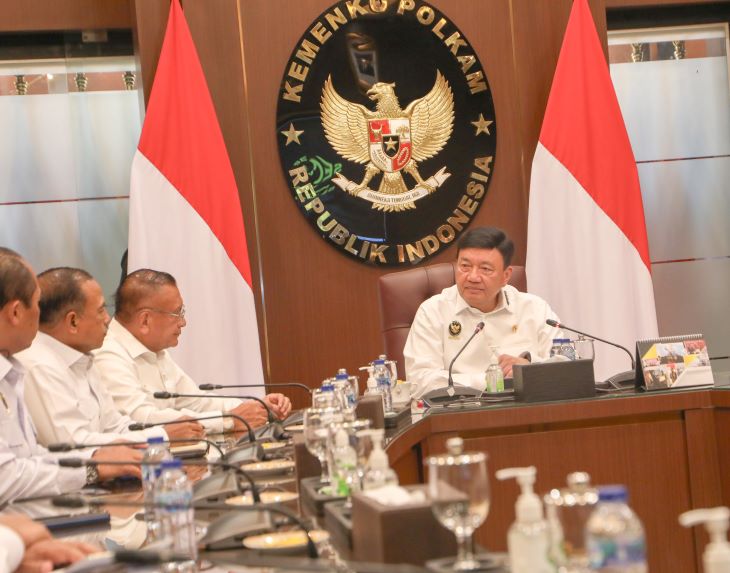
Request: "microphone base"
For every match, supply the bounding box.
[599,369,637,391]
[422,384,483,406]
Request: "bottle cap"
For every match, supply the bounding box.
[336,368,349,380]
[147,436,165,444]
[321,382,335,392]
[598,484,628,503]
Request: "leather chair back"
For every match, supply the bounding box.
[377,263,526,379]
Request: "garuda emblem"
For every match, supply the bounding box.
[320,71,454,212]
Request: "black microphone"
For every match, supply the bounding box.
[153,391,280,427]
[199,382,312,394]
[53,496,317,558]
[128,413,255,444]
[545,319,636,369]
[47,437,224,459]
[421,322,485,405]
[57,457,261,502]
[448,321,485,392]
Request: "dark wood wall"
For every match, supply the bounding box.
[2,0,726,408]
[134,0,607,408]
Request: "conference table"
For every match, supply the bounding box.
[3,385,728,572]
[385,384,730,573]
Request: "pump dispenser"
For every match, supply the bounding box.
[363,429,398,490]
[496,466,554,573]
[362,366,378,395]
[679,507,730,573]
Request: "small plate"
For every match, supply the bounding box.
[285,423,304,432]
[226,490,299,506]
[240,459,296,476]
[261,441,288,451]
[243,529,329,554]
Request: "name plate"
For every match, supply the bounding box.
[636,334,714,391]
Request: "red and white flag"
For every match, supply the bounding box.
[526,0,658,381]
[127,0,264,392]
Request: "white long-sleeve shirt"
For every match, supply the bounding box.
[16,332,167,447]
[94,319,241,433]
[404,284,561,398]
[0,525,24,573]
[0,355,87,505]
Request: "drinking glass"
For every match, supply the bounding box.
[574,336,595,361]
[303,407,335,485]
[426,437,490,570]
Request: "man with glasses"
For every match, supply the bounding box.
[404,227,561,398]
[95,269,291,433]
[17,267,204,446]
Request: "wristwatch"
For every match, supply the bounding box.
[85,464,99,485]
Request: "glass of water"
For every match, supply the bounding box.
[303,407,338,486]
[426,437,490,570]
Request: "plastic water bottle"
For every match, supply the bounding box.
[373,358,392,413]
[586,485,647,572]
[550,338,577,360]
[142,436,172,540]
[155,459,198,572]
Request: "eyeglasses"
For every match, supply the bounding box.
[138,305,186,320]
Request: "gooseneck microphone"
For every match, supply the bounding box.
[422,322,486,405]
[199,382,312,394]
[153,391,276,424]
[545,319,636,369]
[47,437,224,459]
[128,413,255,444]
[52,496,318,558]
[57,457,261,502]
[447,321,485,394]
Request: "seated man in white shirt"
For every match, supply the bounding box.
[0,248,141,506]
[404,227,561,398]
[95,269,292,433]
[17,267,204,447]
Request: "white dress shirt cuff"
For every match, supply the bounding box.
[197,410,231,433]
[0,524,25,572]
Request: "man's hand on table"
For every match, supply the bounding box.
[18,539,98,573]
[497,354,530,378]
[164,416,206,440]
[229,401,268,430]
[265,393,292,420]
[91,444,143,481]
[0,515,98,573]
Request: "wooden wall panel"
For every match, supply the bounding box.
[0,1,132,32]
[127,0,728,410]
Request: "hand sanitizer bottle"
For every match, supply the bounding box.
[362,430,398,490]
[496,466,554,573]
[680,507,730,573]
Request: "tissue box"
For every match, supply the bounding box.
[324,500,353,559]
[351,485,457,565]
[299,476,345,518]
[513,359,595,402]
[355,394,385,429]
[292,433,321,481]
